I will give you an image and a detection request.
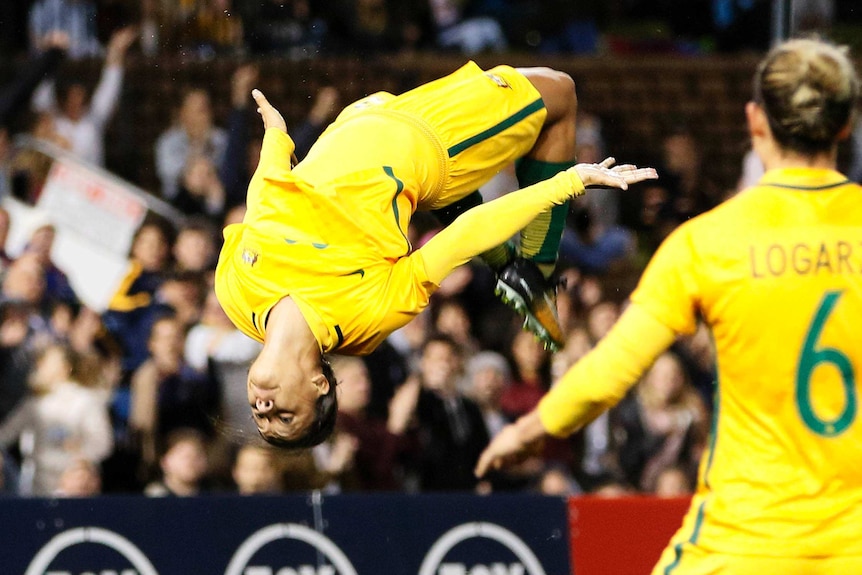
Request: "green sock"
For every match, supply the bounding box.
[433,190,514,272]
[516,158,573,278]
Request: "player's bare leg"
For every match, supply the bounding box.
[495,67,577,351]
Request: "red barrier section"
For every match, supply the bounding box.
[568,496,691,575]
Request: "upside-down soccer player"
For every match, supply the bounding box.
[214,62,658,448]
[476,38,862,574]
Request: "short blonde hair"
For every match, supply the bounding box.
[754,37,859,153]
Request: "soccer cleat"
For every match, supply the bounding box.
[495,257,565,352]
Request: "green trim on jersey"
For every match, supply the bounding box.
[447,98,545,156]
[664,500,708,574]
[759,179,852,191]
[383,166,411,254]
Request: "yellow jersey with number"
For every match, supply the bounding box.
[632,168,862,559]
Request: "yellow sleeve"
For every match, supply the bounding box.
[246,128,298,219]
[629,221,701,335]
[255,128,296,182]
[538,303,676,437]
[418,170,584,284]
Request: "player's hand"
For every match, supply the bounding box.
[571,157,658,191]
[252,89,287,133]
[475,411,546,478]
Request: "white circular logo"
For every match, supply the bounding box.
[224,523,357,575]
[418,522,547,575]
[25,526,158,575]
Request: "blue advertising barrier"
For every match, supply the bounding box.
[0,493,571,575]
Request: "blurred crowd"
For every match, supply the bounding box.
[0,0,859,500]
[0,0,856,61]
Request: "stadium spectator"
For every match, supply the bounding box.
[324,355,410,491]
[559,114,637,275]
[387,308,430,376]
[0,301,42,425]
[0,343,113,496]
[138,0,170,57]
[659,124,723,222]
[128,315,217,467]
[500,330,550,421]
[184,288,262,440]
[177,0,245,58]
[432,297,480,359]
[220,64,259,210]
[464,351,512,439]
[0,32,68,197]
[21,222,78,307]
[476,37,862,572]
[155,87,227,201]
[55,458,102,497]
[9,112,72,204]
[157,272,208,329]
[426,0,507,55]
[143,427,210,496]
[0,253,54,352]
[174,154,228,220]
[611,351,708,491]
[400,335,489,491]
[243,0,329,58]
[324,0,431,55]
[310,431,359,493]
[103,219,173,375]
[172,218,219,274]
[291,86,341,161]
[231,443,283,495]
[28,0,101,60]
[31,26,136,167]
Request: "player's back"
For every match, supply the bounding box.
[680,168,862,556]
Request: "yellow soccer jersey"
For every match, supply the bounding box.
[632,168,862,558]
[216,62,557,357]
[215,128,438,355]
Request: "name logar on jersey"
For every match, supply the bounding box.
[749,240,862,278]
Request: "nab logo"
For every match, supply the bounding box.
[225,523,357,575]
[25,527,157,575]
[419,522,547,575]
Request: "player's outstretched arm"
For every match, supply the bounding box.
[419,158,657,285]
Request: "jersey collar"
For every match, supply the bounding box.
[758,167,852,191]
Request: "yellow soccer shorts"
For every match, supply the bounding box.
[320,61,548,212]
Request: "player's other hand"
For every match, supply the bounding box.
[572,157,658,191]
[475,411,546,478]
[252,89,287,133]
